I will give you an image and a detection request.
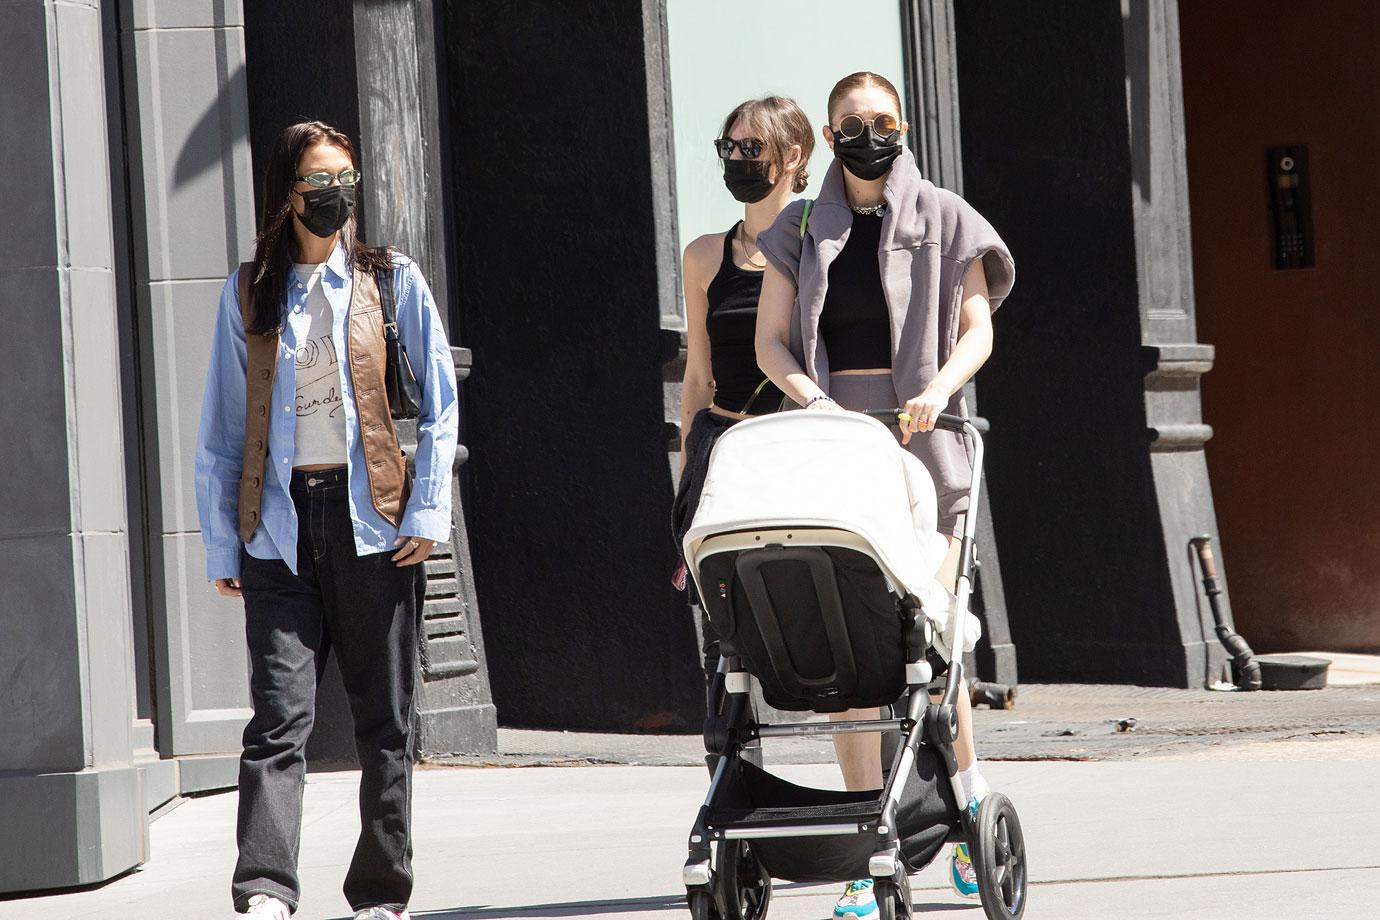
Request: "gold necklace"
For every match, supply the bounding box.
[738,223,768,268]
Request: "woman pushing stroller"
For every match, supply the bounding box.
[674,95,814,677]
[754,71,1015,910]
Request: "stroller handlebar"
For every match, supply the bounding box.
[862,409,969,434]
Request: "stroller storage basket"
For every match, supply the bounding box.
[706,754,958,883]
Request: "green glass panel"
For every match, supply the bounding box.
[665,0,908,283]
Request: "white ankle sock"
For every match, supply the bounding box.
[958,763,989,804]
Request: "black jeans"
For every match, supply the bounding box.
[232,468,423,914]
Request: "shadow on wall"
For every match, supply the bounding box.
[173,64,248,186]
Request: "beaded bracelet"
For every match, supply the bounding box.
[804,395,835,409]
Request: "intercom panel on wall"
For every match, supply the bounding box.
[1266,145,1314,270]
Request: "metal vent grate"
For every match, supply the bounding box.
[421,546,480,679]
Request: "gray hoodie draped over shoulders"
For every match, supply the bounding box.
[756,146,1014,412]
[755,147,1014,526]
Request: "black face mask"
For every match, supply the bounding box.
[722,159,775,203]
[296,185,356,238]
[832,126,902,181]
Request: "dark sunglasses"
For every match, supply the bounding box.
[714,137,765,160]
[832,113,900,141]
[294,168,362,189]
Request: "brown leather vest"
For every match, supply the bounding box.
[236,262,408,542]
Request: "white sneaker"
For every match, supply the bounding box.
[240,894,291,919]
[353,909,410,920]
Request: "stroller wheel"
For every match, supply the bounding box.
[687,887,717,920]
[873,872,912,920]
[713,840,772,920]
[971,792,1028,919]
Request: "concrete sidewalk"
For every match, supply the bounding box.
[5,736,1378,920]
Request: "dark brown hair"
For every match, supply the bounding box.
[719,96,815,194]
[244,120,393,335]
[826,72,904,124]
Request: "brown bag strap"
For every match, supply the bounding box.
[236,261,256,328]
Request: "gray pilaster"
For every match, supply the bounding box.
[353,0,429,265]
[901,0,965,193]
[642,0,682,330]
[410,0,452,315]
[1122,0,1229,685]
[645,0,691,562]
[117,0,256,768]
[0,0,146,893]
[353,1,497,756]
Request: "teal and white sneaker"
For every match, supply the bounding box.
[950,793,985,899]
[833,878,878,918]
[949,842,978,898]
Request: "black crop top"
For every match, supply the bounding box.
[820,212,891,371]
[705,223,786,414]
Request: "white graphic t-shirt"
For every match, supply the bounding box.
[289,263,349,467]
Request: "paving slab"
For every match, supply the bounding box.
[4,735,1377,920]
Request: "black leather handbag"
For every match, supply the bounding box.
[376,269,422,420]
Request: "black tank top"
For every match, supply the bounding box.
[705,223,786,414]
[820,212,891,371]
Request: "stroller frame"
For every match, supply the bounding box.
[682,413,1026,920]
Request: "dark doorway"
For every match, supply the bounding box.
[1180,2,1380,651]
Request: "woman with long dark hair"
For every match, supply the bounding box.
[196,120,457,920]
[756,72,1015,911]
[673,95,814,674]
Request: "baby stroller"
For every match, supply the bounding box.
[680,410,1027,920]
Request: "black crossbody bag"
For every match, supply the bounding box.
[376,269,423,420]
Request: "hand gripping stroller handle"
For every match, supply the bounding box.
[862,409,969,433]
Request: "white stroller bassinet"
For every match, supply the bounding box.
[684,411,980,669]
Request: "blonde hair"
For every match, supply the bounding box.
[827,71,903,123]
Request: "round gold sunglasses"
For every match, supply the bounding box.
[831,113,900,140]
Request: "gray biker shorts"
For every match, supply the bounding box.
[828,373,971,537]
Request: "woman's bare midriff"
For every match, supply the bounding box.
[706,370,892,418]
[709,404,752,421]
[294,463,346,472]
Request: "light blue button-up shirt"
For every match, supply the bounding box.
[195,244,459,581]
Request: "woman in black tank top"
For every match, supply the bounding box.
[702,224,787,415]
[678,97,815,448]
[670,96,814,649]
